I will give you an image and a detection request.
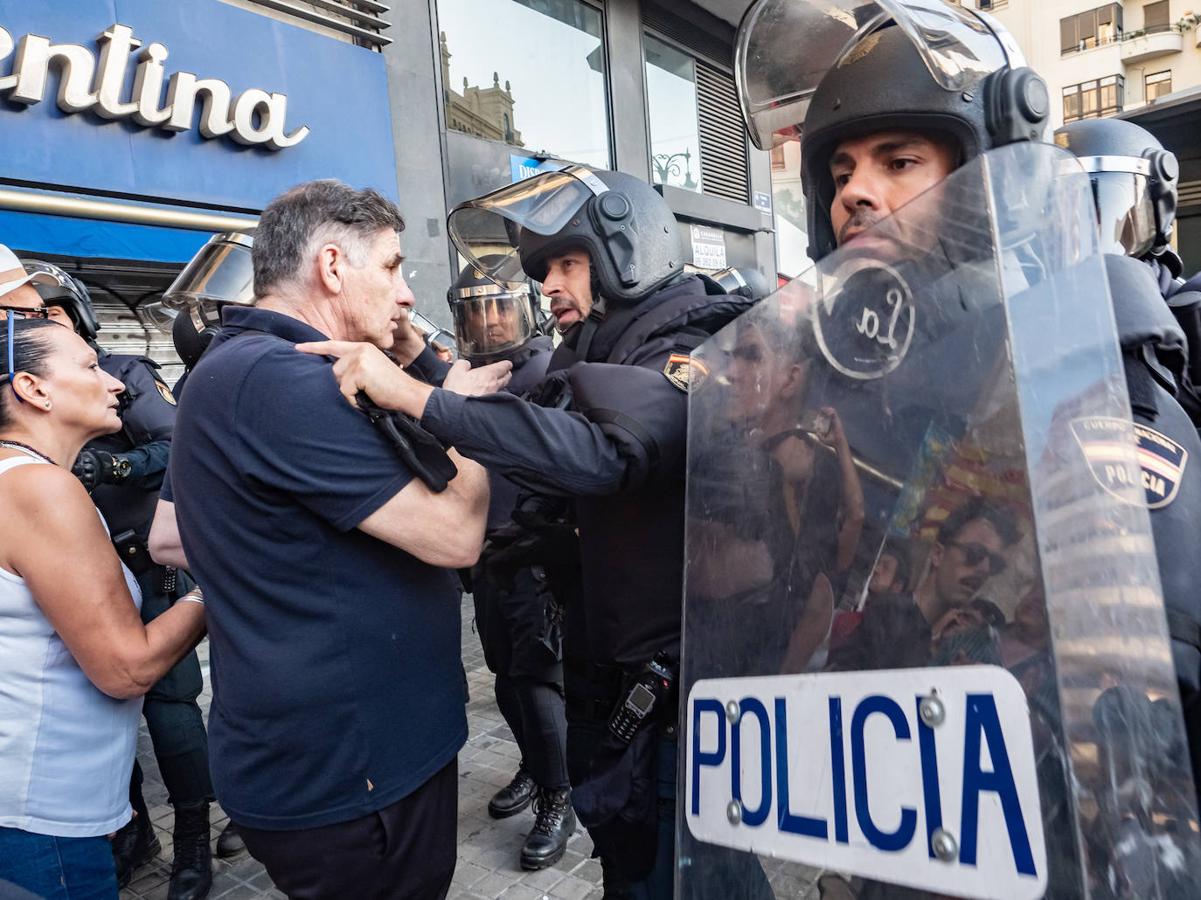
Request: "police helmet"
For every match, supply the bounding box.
[709,266,772,301]
[19,259,100,341]
[447,257,538,365]
[151,231,256,369]
[735,0,1048,260]
[447,166,683,304]
[1054,118,1179,260]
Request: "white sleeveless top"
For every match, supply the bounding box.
[0,455,144,837]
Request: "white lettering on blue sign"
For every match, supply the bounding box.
[0,23,308,150]
[685,667,1047,900]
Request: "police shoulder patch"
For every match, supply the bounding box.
[1069,416,1187,509]
[1134,423,1187,509]
[663,353,707,392]
[155,380,177,406]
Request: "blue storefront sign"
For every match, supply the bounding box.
[0,0,397,261]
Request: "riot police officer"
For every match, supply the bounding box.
[22,260,228,900]
[300,168,754,897]
[1055,119,1201,804]
[445,260,579,869]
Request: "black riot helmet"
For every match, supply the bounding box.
[447,166,684,304]
[709,266,772,301]
[19,259,101,341]
[1054,118,1179,262]
[447,257,539,365]
[146,231,256,369]
[735,0,1048,260]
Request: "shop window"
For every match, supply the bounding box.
[437,0,610,168]
[645,35,702,193]
[1062,74,1124,123]
[1146,69,1173,101]
[1143,0,1172,33]
[1060,3,1122,54]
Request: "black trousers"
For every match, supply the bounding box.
[137,567,214,805]
[474,570,568,791]
[236,759,458,900]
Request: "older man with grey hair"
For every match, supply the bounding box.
[164,180,508,898]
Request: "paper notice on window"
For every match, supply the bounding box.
[690,224,727,270]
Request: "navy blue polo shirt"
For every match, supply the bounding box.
[170,307,465,831]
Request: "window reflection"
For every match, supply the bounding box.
[438,0,610,169]
[644,35,701,193]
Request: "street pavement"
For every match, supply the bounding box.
[119,594,603,900]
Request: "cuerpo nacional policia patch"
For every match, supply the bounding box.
[1070,416,1188,509]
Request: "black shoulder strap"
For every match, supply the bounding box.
[1167,607,1201,652]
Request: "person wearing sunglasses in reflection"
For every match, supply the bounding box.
[0,314,206,900]
[914,497,1020,630]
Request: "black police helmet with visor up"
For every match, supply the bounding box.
[447,165,684,304]
[735,0,1049,261]
[18,259,101,342]
[1054,118,1180,264]
[147,231,255,369]
[447,256,539,365]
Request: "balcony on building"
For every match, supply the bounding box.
[1120,28,1184,63]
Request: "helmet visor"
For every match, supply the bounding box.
[735,0,1017,150]
[447,167,608,282]
[451,282,536,360]
[1088,169,1157,259]
[162,232,255,311]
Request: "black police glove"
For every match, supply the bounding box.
[356,392,458,493]
[72,449,132,492]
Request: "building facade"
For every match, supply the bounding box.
[0,0,774,367]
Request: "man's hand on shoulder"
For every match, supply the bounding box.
[442,359,512,397]
[296,340,436,418]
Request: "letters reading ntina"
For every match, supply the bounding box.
[0,23,309,151]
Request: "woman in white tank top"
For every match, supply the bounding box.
[0,313,206,900]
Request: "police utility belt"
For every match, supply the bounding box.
[569,653,678,743]
[111,529,177,593]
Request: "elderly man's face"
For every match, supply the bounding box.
[934,518,1007,606]
[342,228,413,349]
[828,130,957,251]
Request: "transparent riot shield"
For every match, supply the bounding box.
[679,142,1201,900]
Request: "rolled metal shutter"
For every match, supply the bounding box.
[696,63,749,204]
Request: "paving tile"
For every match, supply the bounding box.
[499,885,550,900]
[548,876,596,900]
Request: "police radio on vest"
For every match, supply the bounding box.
[0,23,309,151]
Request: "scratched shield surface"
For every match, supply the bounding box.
[678,142,1201,899]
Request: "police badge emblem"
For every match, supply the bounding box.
[663,353,708,392]
[1070,416,1187,508]
[155,380,177,406]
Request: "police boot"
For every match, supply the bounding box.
[488,766,537,819]
[520,787,575,870]
[167,801,213,900]
[215,821,245,859]
[111,807,161,888]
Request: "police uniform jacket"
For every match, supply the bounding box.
[421,275,752,666]
[1108,256,1201,708]
[88,350,176,538]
